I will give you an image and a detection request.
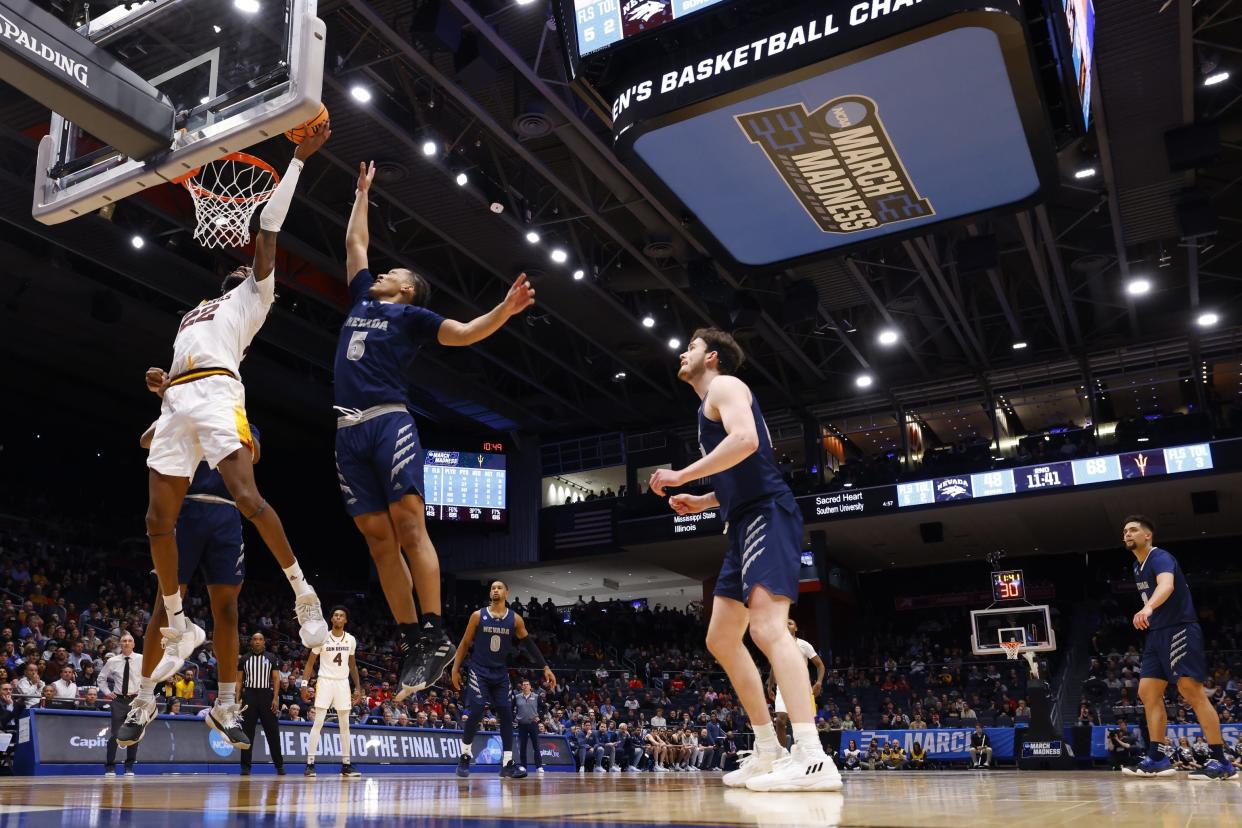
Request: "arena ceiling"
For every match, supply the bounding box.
[0,0,1240,436]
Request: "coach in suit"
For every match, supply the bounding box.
[97,633,141,776]
[238,632,284,775]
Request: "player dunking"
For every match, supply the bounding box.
[766,619,825,748]
[302,607,363,778]
[131,416,263,748]
[1120,516,1236,780]
[650,328,840,792]
[451,579,556,779]
[119,127,331,746]
[335,162,535,697]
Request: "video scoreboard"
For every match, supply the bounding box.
[423,450,507,524]
[571,0,733,60]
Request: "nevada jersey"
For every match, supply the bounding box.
[314,632,356,680]
[697,387,790,520]
[1133,547,1197,630]
[171,274,274,377]
[469,607,516,678]
[333,269,445,410]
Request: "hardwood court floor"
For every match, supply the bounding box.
[0,770,1239,827]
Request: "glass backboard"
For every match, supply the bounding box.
[32,0,324,225]
[970,605,1055,655]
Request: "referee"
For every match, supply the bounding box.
[98,633,141,776]
[238,632,285,775]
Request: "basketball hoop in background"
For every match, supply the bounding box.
[175,153,280,249]
[1000,640,1023,660]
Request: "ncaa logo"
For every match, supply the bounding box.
[208,729,234,757]
[477,735,503,764]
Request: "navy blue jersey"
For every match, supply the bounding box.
[186,424,261,500]
[469,606,516,675]
[333,270,445,409]
[1134,547,1197,629]
[697,387,790,519]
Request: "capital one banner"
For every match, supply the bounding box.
[842,727,1016,759]
[21,710,573,769]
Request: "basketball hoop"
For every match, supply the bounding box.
[1000,640,1023,661]
[175,153,280,249]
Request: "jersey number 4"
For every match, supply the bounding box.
[333,652,343,666]
[346,331,368,361]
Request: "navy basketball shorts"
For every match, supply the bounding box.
[465,668,511,716]
[334,407,425,517]
[176,500,245,586]
[714,493,803,605]
[1141,622,1207,683]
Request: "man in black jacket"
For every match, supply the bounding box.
[1107,718,1138,770]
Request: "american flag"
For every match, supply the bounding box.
[552,507,615,551]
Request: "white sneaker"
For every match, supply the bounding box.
[723,748,787,788]
[295,590,327,648]
[745,743,843,792]
[593,767,605,774]
[536,767,545,774]
[610,765,621,773]
[152,622,205,683]
[578,766,585,774]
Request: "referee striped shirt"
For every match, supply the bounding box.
[239,652,279,690]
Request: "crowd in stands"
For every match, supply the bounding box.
[1,511,1060,774]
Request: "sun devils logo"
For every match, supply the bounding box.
[1133,453,1149,476]
[736,95,933,235]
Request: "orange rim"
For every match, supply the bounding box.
[174,152,281,203]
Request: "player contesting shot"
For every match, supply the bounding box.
[334,161,535,699]
[451,579,557,779]
[1120,516,1236,780]
[649,329,840,792]
[120,125,331,748]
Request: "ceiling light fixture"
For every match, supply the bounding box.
[877,329,899,346]
[572,269,585,281]
[525,231,540,244]
[1073,166,1097,180]
[349,85,372,103]
[1012,341,1028,350]
[1126,277,1152,296]
[641,314,656,328]
[550,248,568,264]
[421,140,437,157]
[668,338,681,350]
[455,172,468,187]
[1196,311,1220,328]
[1205,70,1230,86]
[855,374,874,389]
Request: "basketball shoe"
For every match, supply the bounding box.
[151,621,206,683]
[341,763,362,778]
[500,761,528,779]
[1122,755,1176,777]
[295,590,327,648]
[456,754,471,778]
[744,742,843,792]
[206,701,250,749]
[722,747,787,788]
[116,697,158,747]
[1188,759,1237,781]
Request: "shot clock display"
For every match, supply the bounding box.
[992,570,1026,602]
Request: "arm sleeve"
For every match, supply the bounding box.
[348,269,374,304]
[402,305,446,344]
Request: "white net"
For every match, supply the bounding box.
[181,154,279,249]
[1000,641,1023,660]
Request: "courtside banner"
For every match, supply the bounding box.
[1086,723,1241,760]
[18,710,573,771]
[842,727,1016,759]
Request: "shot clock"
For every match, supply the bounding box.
[991,570,1026,602]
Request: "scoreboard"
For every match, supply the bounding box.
[423,450,507,524]
[571,0,733,60]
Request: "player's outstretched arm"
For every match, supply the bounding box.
[450,611,481,691]
[668,492,719,515]
[649,377,757,496]
[252,123,330,282]
[437,272,535,347]
[515,614,556,690]
[345,161,375,285]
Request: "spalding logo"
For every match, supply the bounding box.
[208,729,234,757]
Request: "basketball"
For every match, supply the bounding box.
[284,103,329,144]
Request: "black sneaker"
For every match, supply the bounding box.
[206,702,250,749]
[341,763,362,778]
[415,632,456,692]
[240,767,251,777]
[276,767,286,776]
[304,764,316,778]
[116,698,157,747]
[456,753,471,778]
[500,760,528,779]
[394,627,426,701]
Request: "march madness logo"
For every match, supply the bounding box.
[736,95,933,235]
